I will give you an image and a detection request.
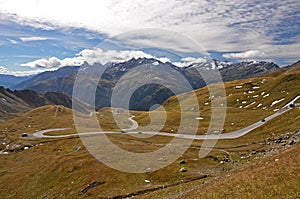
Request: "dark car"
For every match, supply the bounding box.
[261,119,266,122]
[289,103,296,108]
[21,133,28,137]
[121,130,127,134]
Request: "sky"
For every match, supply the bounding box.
[0,0,299,76]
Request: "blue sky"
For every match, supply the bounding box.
[0,16,106,74]
[0,0,299,75]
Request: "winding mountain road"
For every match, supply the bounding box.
[28,95,300,140]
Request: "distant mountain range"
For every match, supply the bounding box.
[3,58,279,111]
[186,59,279,81]
[0,86,90,120]
[0,74,32,88]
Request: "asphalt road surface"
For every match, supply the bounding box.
[28,95,300,140]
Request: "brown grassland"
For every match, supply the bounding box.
[0,61,300,198]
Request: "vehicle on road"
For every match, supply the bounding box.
[21,133,28,137]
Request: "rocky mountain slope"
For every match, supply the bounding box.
[0,86,78,120]
[12,66,80,91]
[12,58,279,111]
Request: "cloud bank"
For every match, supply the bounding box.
[21,48,170,68]
[0,0,299,64]
[0,65,54,76]
[173,57,207,67]
[0,66,9,73]
[223,50,265,60]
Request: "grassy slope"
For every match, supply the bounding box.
[133,61,300,137]
[0,61,300,198]
[182,143,300,199]
[137,142,300,199]
[0,106,220,198]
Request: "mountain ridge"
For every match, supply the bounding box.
[11,58,280,111]
[0,86,88,120]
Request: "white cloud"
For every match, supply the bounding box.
[21,57,78,68]
[173,57,207,67]
[21,57,61,68]
[0,65,54,76]
[0,0,299,63]
[223,50,264,60]
[20,36,48,42]
[21,48,171,68]
[0,66,9,73]
[111,29,209,54]
[157,57,171,63]
[8,69,56,76]
[77,48,154,65]
[8,39,18,44]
